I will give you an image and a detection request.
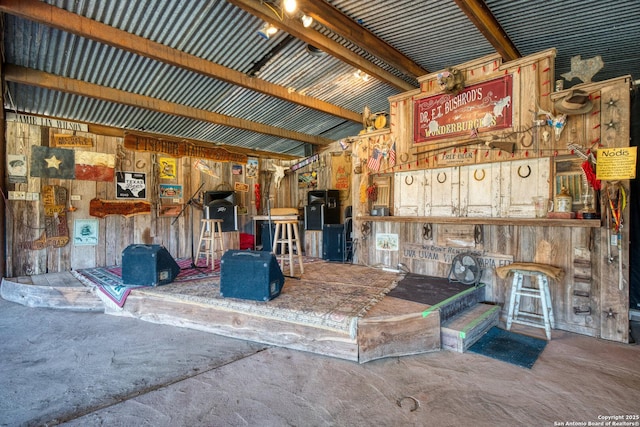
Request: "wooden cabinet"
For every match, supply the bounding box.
[394,158,550,219]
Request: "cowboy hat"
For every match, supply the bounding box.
[554,89,593,115]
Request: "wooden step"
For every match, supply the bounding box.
[440,303,500,353]
[420,283,486,324]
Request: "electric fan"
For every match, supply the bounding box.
[448,252,482,286]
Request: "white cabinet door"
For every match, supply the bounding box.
[459,163,501,217]
[394,170,425,216]
[425,166,459,216]
[500,158,551,217]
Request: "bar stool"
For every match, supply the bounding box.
[495,262,564,340]
[270,208,304,277]
[196,219,225,269]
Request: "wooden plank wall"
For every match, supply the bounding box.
[350,49,631,343]
[3,125,299,277]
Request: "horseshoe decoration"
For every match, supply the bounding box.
[436,172,447,183]
[517,165,531,179]
[473,169,485,181]
[399,152,410,163]
[135,159,146,169]
[404,175,414,186]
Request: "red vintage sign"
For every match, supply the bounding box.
[414,75,513,144]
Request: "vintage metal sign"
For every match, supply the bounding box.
[53,134,93,148]
[414,75,513,144]
[402,244,513,268]
[124,134,248,164]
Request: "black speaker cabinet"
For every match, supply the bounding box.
[203,190,236,206]
[205,201,238,232]
[122,244,180,286]
[305,190,340,230]
[260,222,276,252]
[220,250,284,301]
[322,224,345,262]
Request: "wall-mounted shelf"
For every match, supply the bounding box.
[357,215,601,228]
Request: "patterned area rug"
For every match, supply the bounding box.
[134,261,400,337]
[72,258,219,307]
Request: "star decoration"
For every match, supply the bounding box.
[604,308,617,319]
[606,120,617,130]
[606,98,618,109]
[44,155,62,169]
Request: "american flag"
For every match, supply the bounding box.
[388,141,396,168]
[368,148,381,172]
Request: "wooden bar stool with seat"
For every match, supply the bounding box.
[196,218,225,270]
[495,262,564,340]
[269,208,304,277]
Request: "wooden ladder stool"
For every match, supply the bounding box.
[195,219,225,269]
[270,208,304,277]
[496,263,564,340]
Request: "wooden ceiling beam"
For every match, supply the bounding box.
[296,0,428,79]
[5,65,333,147]
[227,0,416,91]
[0,0,362,124]
[453,0,520,62]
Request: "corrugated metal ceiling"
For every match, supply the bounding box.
[3,0,640,157]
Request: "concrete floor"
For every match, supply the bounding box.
[1,297,639,427]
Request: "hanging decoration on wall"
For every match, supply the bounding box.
[437,67,465,94]
[159,184,183,199]
[560,55,604,84]
[124,133,247,163]
[553,89,594,115]
[158,157,177,179]
[289,153,319,172]
[89,198,152,218]
[415,75,512,144]
[193,159,219,178]
[535,103,567,141]
[298,171,318,189]
[116,172,147,199]
[271,164,288,189]
[7,154,27,183]
[30,146,75,179]
[246,158,259,178]
[254,183,261,212]
[73,219,99,246]
[232,164,243,175]
[53,134,93,148]
[23,185,70,250]
[74,151,115,182]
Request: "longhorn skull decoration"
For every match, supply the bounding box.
[536,103,567,141]
[271,164,289,189]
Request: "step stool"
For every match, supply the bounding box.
[196,219,225,269]
[496,263,564,340]
[270,208,304,277]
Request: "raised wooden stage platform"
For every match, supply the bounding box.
[1,261,497,363]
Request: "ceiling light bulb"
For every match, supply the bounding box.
[258,22,278,39]
[301,14,313,28]
[362,74,370,82]
[354,70,362,78]
[266,24,278,36]
[283,0,297,14]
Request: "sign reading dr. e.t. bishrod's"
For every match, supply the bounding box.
[413,75,513,144]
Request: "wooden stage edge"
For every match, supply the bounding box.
[0,268,442,364]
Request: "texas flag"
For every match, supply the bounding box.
[75,151,115,182]
[30,146,75,179]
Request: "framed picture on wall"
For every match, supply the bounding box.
[73,219,99,246]
[116,172,147,199]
